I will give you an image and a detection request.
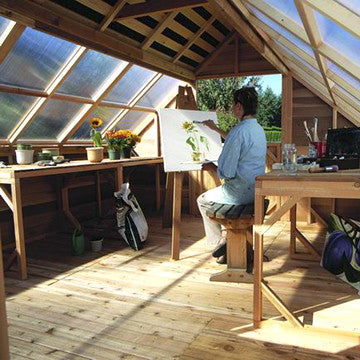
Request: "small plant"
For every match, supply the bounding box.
[182,121,209,160]
[16,144,32,150]
[89,117,103,147]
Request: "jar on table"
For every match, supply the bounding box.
[282,143,297,173]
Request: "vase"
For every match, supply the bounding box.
[15,149,34,165]
[90,238,103,252]
[191,151,203,162]
[120,147,132,159]
[86,147,104,163]
[108,149,120,160]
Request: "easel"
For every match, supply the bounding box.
[163,86,220,260]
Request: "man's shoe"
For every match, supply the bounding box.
[216,254,227,264]
[212,241,226,258]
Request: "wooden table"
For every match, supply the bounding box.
[0,157,163,280]
[253,170,360,337]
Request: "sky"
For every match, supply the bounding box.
[259,74,282,95]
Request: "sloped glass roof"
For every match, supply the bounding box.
[263,0,303,25]
[115,110,153,131]
[0,15,185,144]
[336,0,360,16]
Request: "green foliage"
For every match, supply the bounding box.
[257,87,282,127]
[265,128,282,142]
[90,129,102,147]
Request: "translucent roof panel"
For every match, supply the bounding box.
[115,111,151,131]
[247,4,312,54]
[327,60,360,91]
[334,84,360,108]
[0,16,11,36]
[71,107,122,140]
[315,10,360,65]
[104,65,157,104]
[0,28,76,90]
[0,93,38,138]
[263,0,303,25]
[21,100,84,139]
[137,76,181,108]
[57,51,127,99]
[274,40,321,77]
[336,0,360,16]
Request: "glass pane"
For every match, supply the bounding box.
[57,50,127,99]
[337,0,360,16]
[105,65,157,104]
[115,111,152,130]
[248,4,311,53]
[137,76,181,107]
[0,28,77,90]
[0,93,38,138]
[264,0,303,25]
[334,84,360,108]
[315,10,360,65]
[327,60,360,90]
[0,17,11,36]
[21,100,84,139]
[71,107,122,140]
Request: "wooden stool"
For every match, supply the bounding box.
[206,200,269,283]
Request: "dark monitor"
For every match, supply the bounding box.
[327,128,360,158]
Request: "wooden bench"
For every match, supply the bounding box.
[206,199,269,283]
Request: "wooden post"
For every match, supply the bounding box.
[115,165,123,191]
[162,172,174,228]
[253,191,264,328]
[290,204,297,257]
[11,179,27,280]
[281,73,293,144]
[155,164,161,212]
[171,172,183,260]
[0,239,10,360]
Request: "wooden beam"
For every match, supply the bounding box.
[115,0,208,21]
[0,0,195,81]
[211,0,288,75]
[332,107,338,129]
[58,62,133,143]
[99,0,127,31]
[0,185,13,211]
[8,46,87,144]
[0,22,25,63]
[281,74,293,144]
[295,0,336,104]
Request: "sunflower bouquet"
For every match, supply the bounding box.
[90,117,103,147]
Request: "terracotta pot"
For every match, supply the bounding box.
[86,147,104,163]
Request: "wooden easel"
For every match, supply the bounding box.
[163,86,220,260]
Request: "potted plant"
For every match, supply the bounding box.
[105,130,121,160]
[182,121,209,162]
[118,130,141,159]
[86,117,104,162]
[90,236,103,252]
[15,144,34,165]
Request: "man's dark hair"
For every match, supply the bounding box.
[233,87,258,117]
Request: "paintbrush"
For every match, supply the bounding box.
[303,120,312,142]
[313,117,319,142]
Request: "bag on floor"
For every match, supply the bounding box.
[115,183,148,250]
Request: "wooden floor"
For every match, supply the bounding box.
[4,214,360,359]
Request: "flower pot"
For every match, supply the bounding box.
[90,238,103,252]
[108,149,121,160]
[86,147,104,163]
[15,149,34,165]
[120,147,132,159]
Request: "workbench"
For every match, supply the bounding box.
[0,157,163,279]
[253,170,360,337]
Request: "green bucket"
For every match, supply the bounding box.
[72,229,85,255]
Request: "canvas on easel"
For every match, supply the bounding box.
[159,109,223,173]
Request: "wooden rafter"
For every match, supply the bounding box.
[0,0,195,81]
[114,0,208,21]
[58,63,133,143]
[0,22,25,63]
[98,0,128,31]
[210,0,288,75]
[103,73,163,133]
[8,46,88,143]
[326,69,360,102]
[295,0,335,104]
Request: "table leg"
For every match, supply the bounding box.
[115,165,123,191]
[0,240,10,360]
[11,179,27,280]
[290,203,297,257]
[253,193,264,327]
[155,164,161,212]
[171,172,183,260]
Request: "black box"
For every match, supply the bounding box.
[319,158,360,170]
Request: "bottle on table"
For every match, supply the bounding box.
[282,143,297,173]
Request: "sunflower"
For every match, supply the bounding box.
[90,117,103,128]
[182,121,194,131]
